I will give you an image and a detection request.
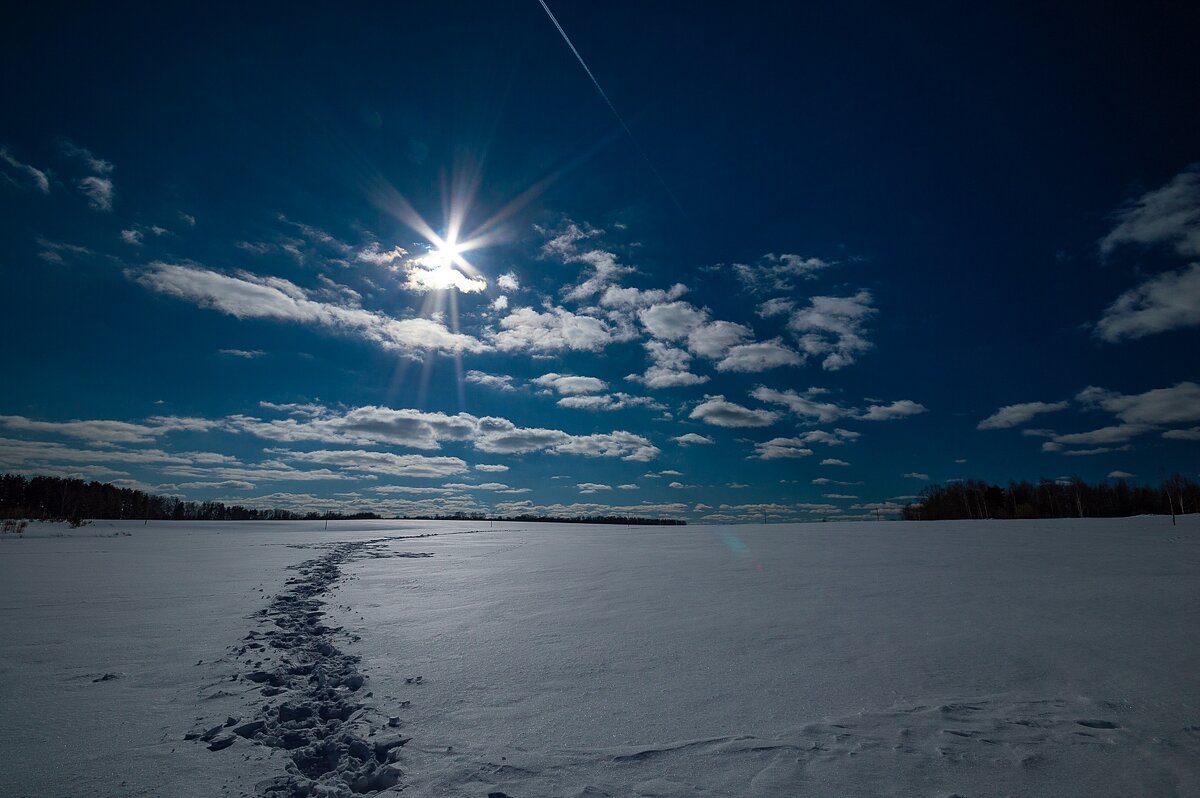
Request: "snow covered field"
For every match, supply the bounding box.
[1,517,1198,797]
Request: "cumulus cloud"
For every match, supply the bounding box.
[977,400,1069,429]
[130,262,485,357]
[402,253,488,293]
[1100,164,1200,259]
[686,320,752,359]
[672,433,714,446]
[496,272,520,291]
[355,242,408,266]
[600,283,688,310]
[36,238,93,264]
[689,396,778,428]
[820,458,850,466]
[731,253,832,293]
[0,147,50,193]
[465,370,516,391]
[750,386,852,423]
[715,339,803,373]
[639,301,708,340]
[1094,264,1200,341]
[1076,382,1200,425]
[0,414,221,444]
[281,449,468,478]
[555,393,664,412]
[859,400,928,421]
[1051,424,1153,446]
[492,306,620,353]
[751,437,814,459]
[533,373,608,395]
[577,482,611,494]
[626,342,709,388]
[79,175,114,211]
[474,463,509,472]
[785,290,876,370]
[58,140,114,174]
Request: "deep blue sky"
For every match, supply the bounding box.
[2,1,1197,521]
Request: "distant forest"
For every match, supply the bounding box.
[0,474,685,526]
[903,475,1198,521]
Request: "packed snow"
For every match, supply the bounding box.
[1,517,1198,797]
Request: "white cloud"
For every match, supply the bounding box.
[1060,445,1131,457]
[533,373,607,395]
[752,438,814,459]
[402,253,488,293]
[1163,427,1200,441]
[1100,164,1200,258]
[672,433,714,446]
[732,253,832,293]
[355,242,408,266]
[120,229,144,245]
[1076,382,1200,425]
[977,400,1069,429]
[786,290,876,370]
[496,272,520,291]
[555,393,663,412]
[1051,424,1153,446]
[903,472,930,480]
[36,238,92,264]
[58,140,114,174]
[1094,264,1200,341]
[715,339,803,373]
[639,301,708,340]
[686,320,751,359]
[130,262,486,357]
[492,306,619,353]
[0,414,220,444]
[859,400,928,421]
[750,386,852,423]
[689,396,778,428]
[474,464,509,472]
[757,298,795,318]
[465,370,516,391]
[823,493,858,499]
[281,449,468,478]
[218,348,265,358]
[617,483,639,490]
[626,341,709,388]
[1108,470,1137,478]
[79,176,114,211]
[551,430,660,462]
[0,147,50,193]
[577,482,612,494]
[234,406,478,449]
[820,458,850,466]
[600,283,688,310]
[491,295,509,312]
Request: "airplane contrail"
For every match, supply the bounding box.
[535,0,635,140]
[535,0,689,218]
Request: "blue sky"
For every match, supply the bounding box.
[1,2,1197,521]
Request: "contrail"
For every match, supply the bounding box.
[536,0,635,139]
[535,0,688,217]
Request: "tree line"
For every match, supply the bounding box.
[902,475,1198,521]
[0,474,685,526]
[0,474,376,522]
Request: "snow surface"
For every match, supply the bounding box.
[1,517,1198,797]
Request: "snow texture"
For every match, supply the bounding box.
[1,517,1198,797]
